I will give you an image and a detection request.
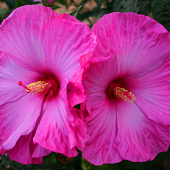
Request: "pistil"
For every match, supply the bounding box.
[18,81,50,94]
[106,80,135,103]
[115,87,135,103]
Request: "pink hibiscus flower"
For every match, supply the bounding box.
[0,5,96,164]
[81,12,170,165]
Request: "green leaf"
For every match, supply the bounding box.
[4,0,16,9]
[152,0,170,32]
[57,0,67,6]
[32,1,41,4]
[42,0,47,6]
[97,164,118,170]
[125,161,144,170]
[102,0,107,7]
[44,152,57,163]
[91,164,98,170]
[69,5,82,17]
[151,149,170,164]
[94,0,101,9]
[118,160,144,170]
[15,0,25,7]
[0,8,6,23]
[135,0,151,15]
[48,4,60,10]
[120,0,151,15]
[68,167,76,170]
[122,0,135,12]
[112,0,126,11]
[143,162,154,170]
[81,157,91,170]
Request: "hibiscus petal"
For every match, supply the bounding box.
[131,57,170,125]
[0,5,60,71]
[7,132,51,164]
[116,102,170,162]
[81,97,122,165]
[81,58,123,165]
[92,12,170,76]
[0,93,44,151]
[0,52,41,105]
[0,52,44,151]
[34,88,88,157]
[67,69,86,108]
[80,57,118,121]
[83,57,118,97]
[43,17,96,80]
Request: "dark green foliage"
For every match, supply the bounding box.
[94,0,101,9]
[48,4,60,10]
[0,8,7,23]
[15,0,27,7]
[123,0,151,14]
[112,0,126,12]
[42,0,47,6]
[70,5,82,17]
[0,151,82,169]
[152,0,170,31]
[57,0,67,6]
[112,0,151,15]
[4,0,15,9]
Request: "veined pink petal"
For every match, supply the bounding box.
[83,57,118,98]
[7,132,51,164]
[0,148,6,155]
[43,17,96,81]
[131,57,170,125]
[0,52,44,151]
[0,54,51,164]
[92,12,170,76]
[81,58,122,165]
[81,99,123,165]
[116,102,170,162]
[42,16,96,108]
[32,144,51,159]
[0,94,44,151]
[0,5,61,71]
[67,69,86,108]
[33,86,88,157]
[0,52,42,105]
[80,57,118,120]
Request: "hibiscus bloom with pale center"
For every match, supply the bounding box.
[81,12,170,165]
[0,5,96,164]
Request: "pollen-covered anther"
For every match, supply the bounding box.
[18,81,49,94]
[115,87,135,103]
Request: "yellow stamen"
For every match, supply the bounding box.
[115,87,135,103]
[26,81,49,94]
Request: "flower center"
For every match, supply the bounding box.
[106,81,135,103]
[115,86,135,103]
[18,73,60,100]
[18,81,50,94]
